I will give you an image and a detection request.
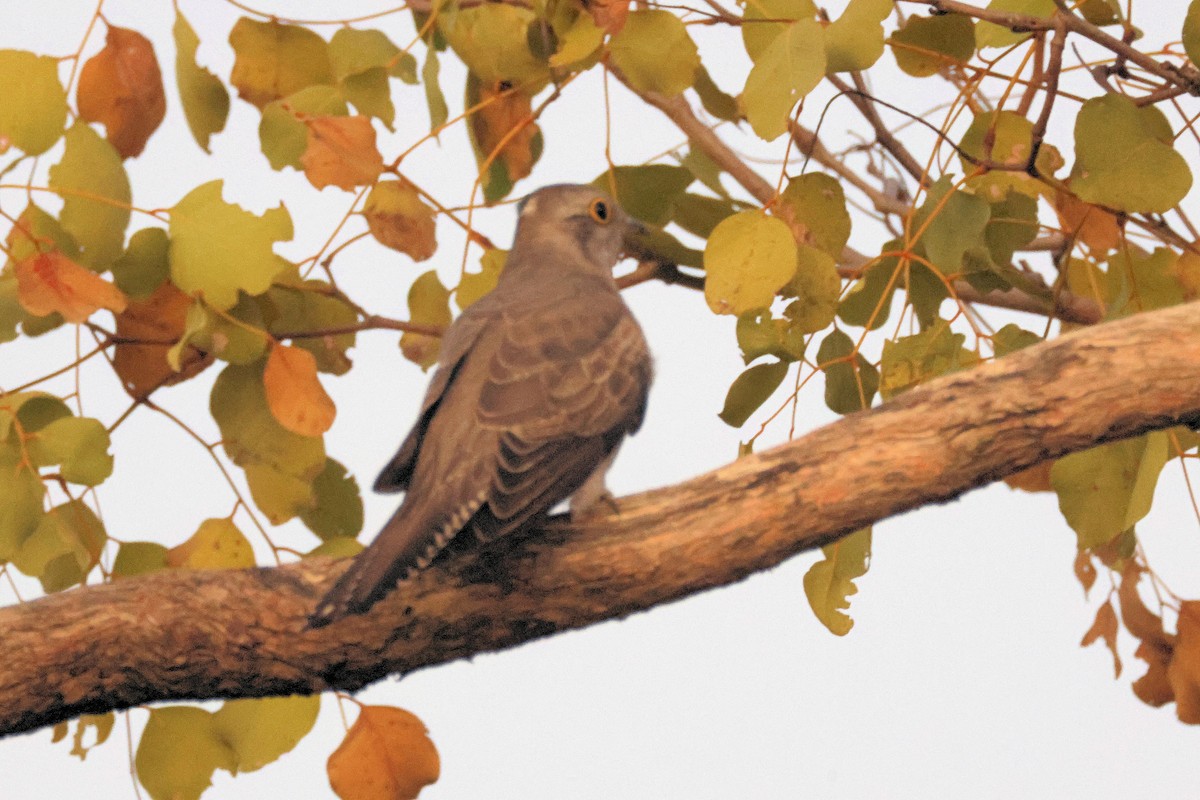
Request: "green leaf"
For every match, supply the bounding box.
[307,536,364,559]
[823,0,892,73]
[12,500,105,591]
[329,28,403,79]
[7,392,72,432]
[959,110,1060,177]
[918,187,990,275]
[1051,432,1170,550]
[718,361,789,427]
[594,165,694,226]
[742,0,817,60]
[259,84,347,171]
[300,458,364,540]
[743,18,826,141]
[261,282,358,374]
[692,65,739,122]
[889,12,976,76]
[112,228,170,299]
[549,12,605,68]
[211,696,320,773]
[737,309,805,364]
[778,172,851,258]
[817,329,878,414]
[440,3,549,87]
[670,193,739,239]
[992,323,1041,356]
[211,362,325,521]
[0,446,45,561]
[609,10,699,96]
[457,248,506,310]
[400,271,452,369]
[975,0,1054,48]
[0,50,67,155]
[1071,94,1192,214]
[48,122,131,270]
[173,10,230,152]
[703,211,798,315]
[422,46,448,132]
[1187,0,1200,68]
[985,190,1039,267]
[136,706,238,800]
[228,18,333,109]
[1108,246,1184,315]
[803,527,871,635]
[5,203,80,262]
[837,246,901,330]
[112,541,169,578]
[781,244,840,334]
[29,416,113,486]
[168,299,268,368]
[879,321,978,399]
[0,274,22,343]
[169,180,293,310]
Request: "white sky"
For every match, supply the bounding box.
[2,1,1199,798]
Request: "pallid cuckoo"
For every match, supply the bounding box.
[309,184,652,627]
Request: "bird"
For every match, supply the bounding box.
[308,184,653,627]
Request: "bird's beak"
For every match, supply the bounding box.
[621,217,651,260]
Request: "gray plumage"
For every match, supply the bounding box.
[308,184,652,627]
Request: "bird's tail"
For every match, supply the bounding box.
[307,503,452,628]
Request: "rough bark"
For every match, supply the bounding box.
[3,301,1200,738]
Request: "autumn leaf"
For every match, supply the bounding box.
[300,115,384,191]
[589,0,631,34]
[363,180,437,261]
[1053,190,1120,253]
[165,518,255,570]
[113,282,214,399]
[77,26,166,158]
[263,343,336,436]
[328,706,440,800]
[1080,599,1121,678]
[470,81,539,185]
[14,251,127,323]
[1119,564,1176,709]
[1169,601,1200,723]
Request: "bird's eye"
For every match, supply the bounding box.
[588,198,610,224]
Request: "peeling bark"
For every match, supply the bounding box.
[3,301,1200,738]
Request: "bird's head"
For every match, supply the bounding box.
[513,184,644,275]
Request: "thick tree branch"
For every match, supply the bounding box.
[4,301,1200,738]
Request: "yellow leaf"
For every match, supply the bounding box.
[399,271,451,370]
[703,211,797,315]
[802,527,871,635]
[363,180,437,261]
[229,18,333,109]
[14,250,127,323]
[166,518,255,570]
[264,342,336,436]
[301,115,384,191]
[77,26,166,158]
[328,706,440,800]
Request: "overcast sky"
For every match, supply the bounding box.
[2,2,1198,798]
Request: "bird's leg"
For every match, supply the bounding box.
[570,450,620,518]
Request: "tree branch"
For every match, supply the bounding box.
[5,301,1200,738]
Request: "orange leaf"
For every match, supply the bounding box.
[14,250,127,323]
[328,706,440,800]
[77,26,166,158]
[1118,564,1173,647]
[1169,601,1200,723]
[1133,638,1175,707]
[1003,460,1053,493]
[1072,550,1097,595]
[471,83,539,182]
[1080,599,1121,678]
[300,116,384,191]
[363,180,437,261]
[113,283,213,399]
[589,0,631,34]
[1053,190,1120,253]
[263,343,335,436]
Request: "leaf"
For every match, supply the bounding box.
[14,251,128,323]
[77,26,165,158]
[259,84,348,171]
[300,458,364,541]
[212,696,321,773]
[692,65,739,122]
[48,121,132,269]
[823,0,892,73]
[0,49,68,154]
[959,110,1062,183]
[136,706,238,800]
[12,501,105,590]
[307,537,364,559]
[741,0,817,60]
[735,309,806,364]
[328,706,440,800]
[589,0,631,34]
[975,0,1054,48]
[1109,246,1184,315]
[166,518,255,570]
[113,282,214,399]
[817,329,879,414]
[889,12,976,77]
[781,244,840,334]
[803,527,871,635]
[550,12,605,68]
[703,211,798,315]
[917,186,991,276]
[112,540,169,578]
[467,76,542,202]
[400,271,451,369]
[743,19,825,141]
[1187,0,1200,68]
[300,115,384,191]
[457,248,506,310]
[879,321,978,400]
[111,227,170,298]
[1080,599,1121,678]
[229,18,333,109]
[1169,601,1200,723]
[609,10,699,96]
[777,173,851,258]
[169,180,293,310]
[29,416,114,485]
[594,165,693,226]
[1051,432,1170,550]
[1072,549,1097,593]
[0,445,44,562]
[1053,190,1120,253]
[329,28,409,127]
[991,323,1042,356]
[263,343,336,436]
[671,193,739,239]
[362,180,436,260]
[66,714,115,761]
[260,282,358,374]
[718,361,788,427]
[838,248,901,330]
[422,46,448,131]
[1071,94,1191,214]
[439,2,549,89]
[173,10,230,152]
